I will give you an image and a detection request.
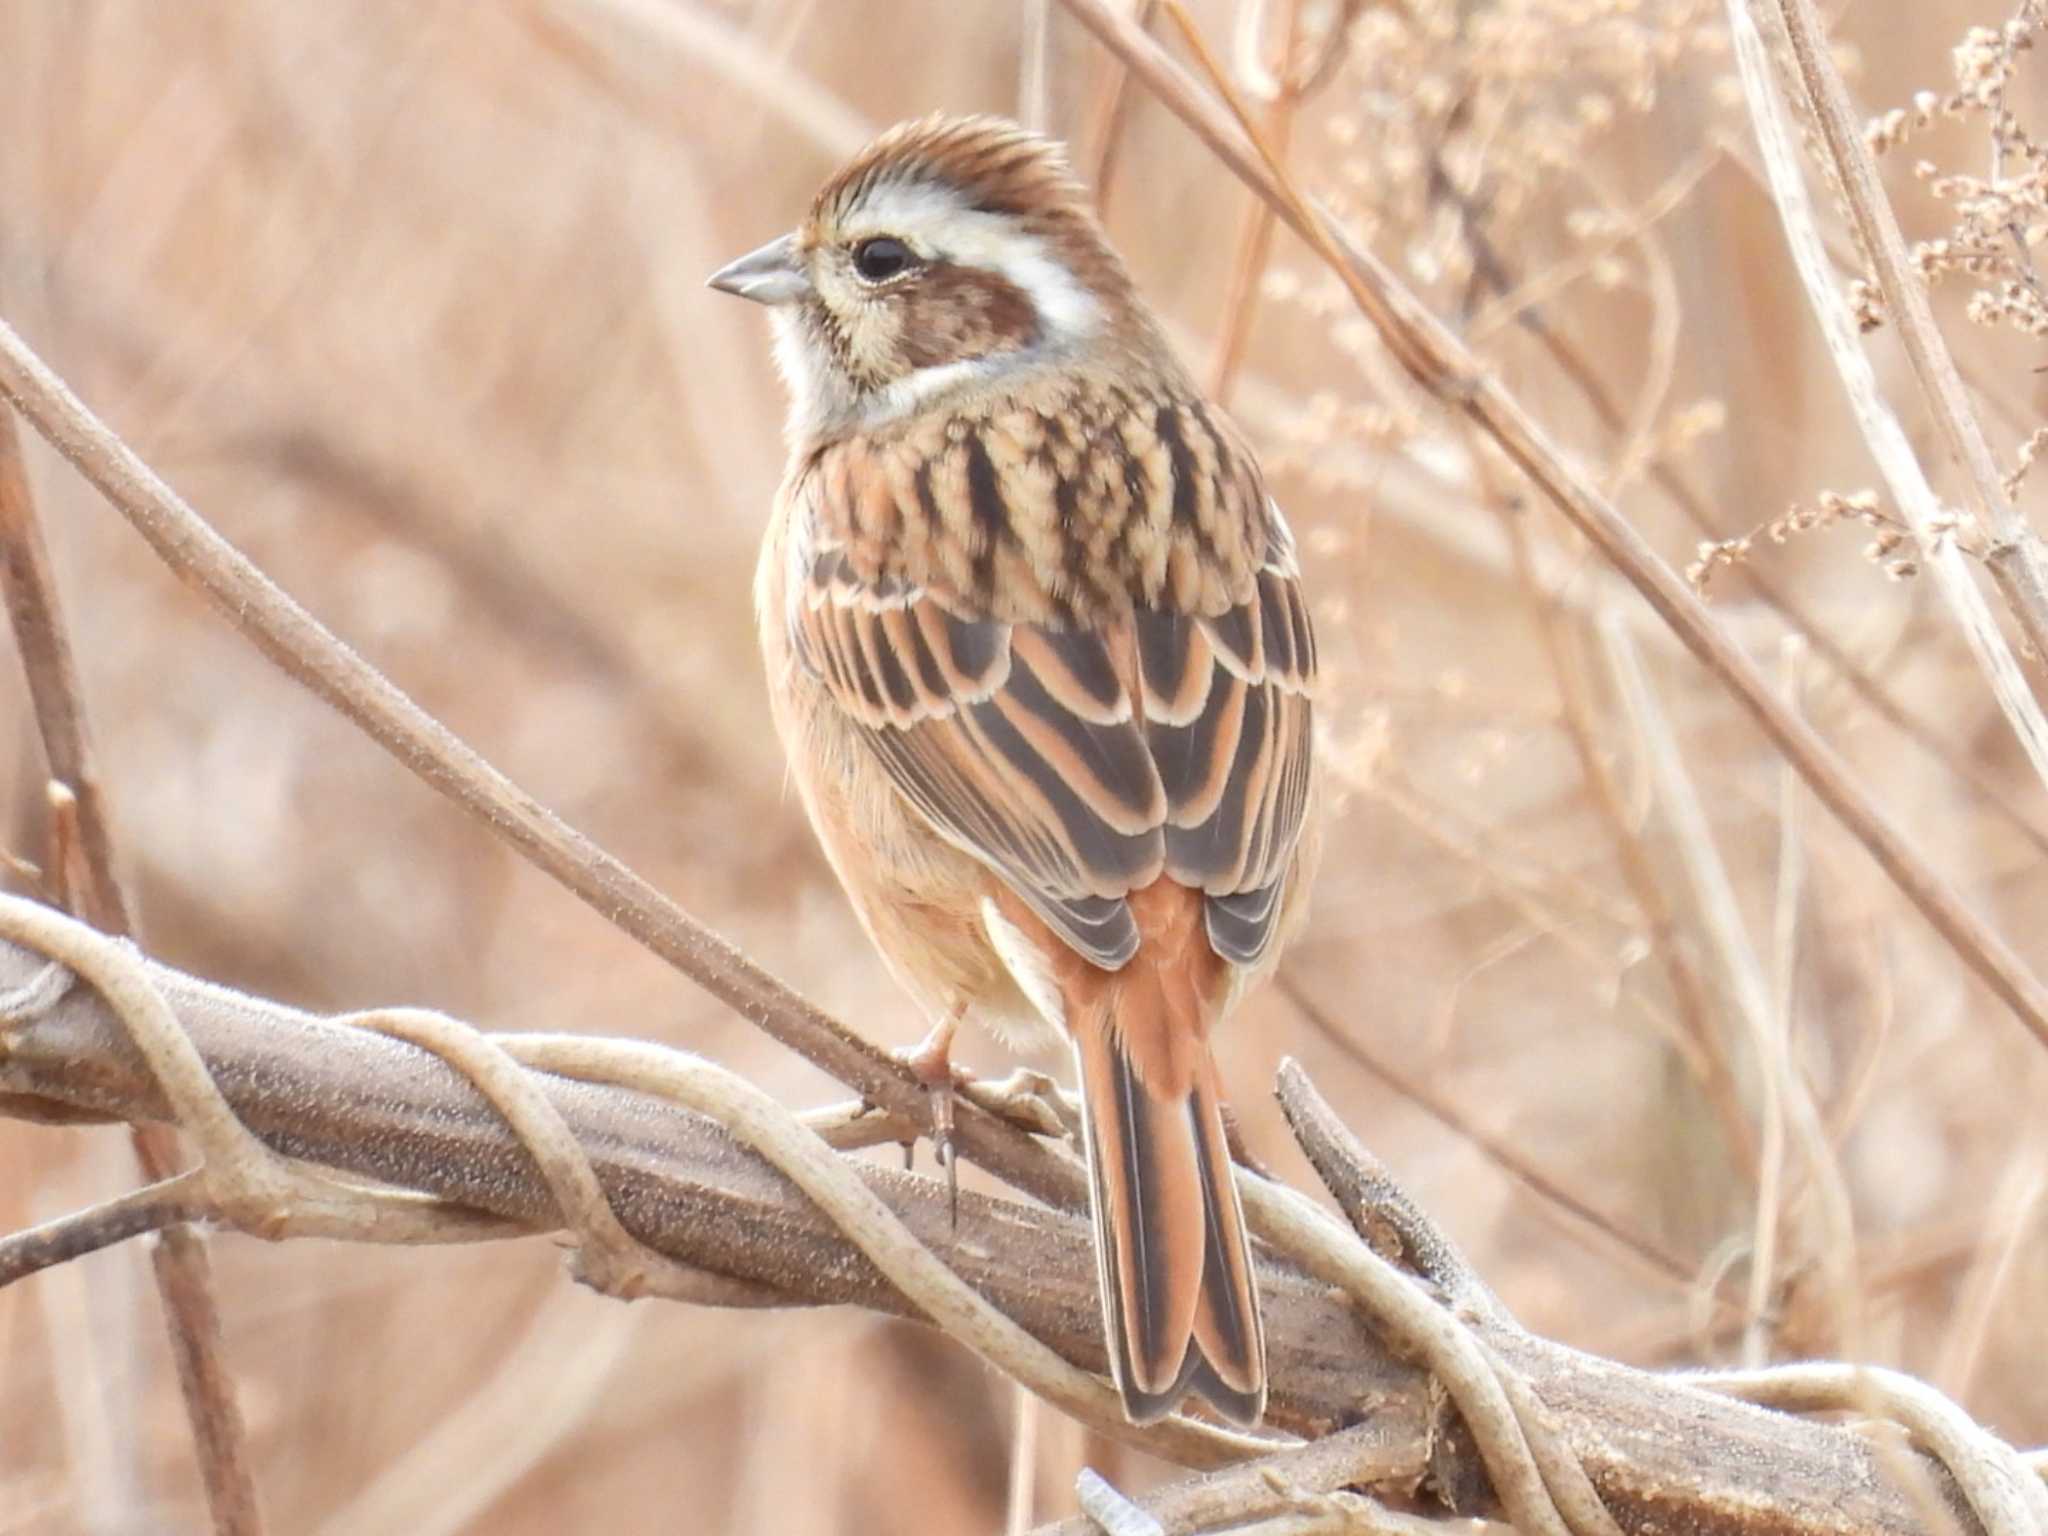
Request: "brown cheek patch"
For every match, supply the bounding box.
[898,266,1041,370]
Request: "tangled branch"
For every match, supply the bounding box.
[2,907,2024,1536]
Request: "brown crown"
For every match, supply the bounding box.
[815,115,1089,224]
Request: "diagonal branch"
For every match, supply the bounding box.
[0,1175,205,1288]
[1050,0,2048,1060]
[0,312,1082,1214]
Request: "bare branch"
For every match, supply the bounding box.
[0,1175,204,1287]
[0,312,1084,1214]
[0,402,263,1535]
[0,923,1979,1536]
[1600,614,1861,1357]
[1272,1058,1502,1322]
[1049,0,2048,1059]
[1279,977,1710,1303]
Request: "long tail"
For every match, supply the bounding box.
[1070,998,1266,1426]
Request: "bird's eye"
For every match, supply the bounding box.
[852,237,917,283]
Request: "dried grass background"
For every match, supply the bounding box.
[3,2,2046,1531]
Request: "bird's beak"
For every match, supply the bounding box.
[706,232,809,306]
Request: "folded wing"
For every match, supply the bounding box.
[787,457,1316,971]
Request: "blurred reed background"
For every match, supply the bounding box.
[2,1,2045,1531]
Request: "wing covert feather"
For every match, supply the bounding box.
[788,422,1316,970]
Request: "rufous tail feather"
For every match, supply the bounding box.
[1070,1001,1267,1426]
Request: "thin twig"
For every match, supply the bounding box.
[1492,447,1752,1174]
[1932,1150,2048,1403]
[1599,615,1863,1361]
[1007,1381,1041,1536]
[1759,0,2048,669]
[0,1175,204,1287]
[1729,0,2048,805]
[1075,1468,1170,1536]
[1079,0,1162,204]
[1204,0,1304,403]
[0,404,263,1536]
[1020,0,1052,133]
[0,416,127,930]
[1272,1058,1504,1322]
[1279,975,1712,1301]
[1038,1425,1449,1536]
[1756,635,1809,1366]
[1052,0,2048,1059]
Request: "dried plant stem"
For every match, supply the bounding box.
[1457,139,2048,1021]
[1469,149,1721,340]
[1054,0,2048,1060]
[1278,976,1715,1309]
[1005,1381,1040,1536]
[1599,617,1862,1361]
[1235,1171,1597,1536]
[1760,0,2048,669]
[1035,1424,1458,1536]
[0,421,127,930]
[1207,140,1285,404]
[0,915,1409,1438]
[1931,1149,2047,1403]
[1524,279,2048,863]
[1204,0,1304,402]
[0,313,1083,1216]
[1760,636,1809,1367]
[1731,0,2048,800]
[0,406,263,1536]
[0,894,1248,1464]
[1493,467,1752,1173]
[1019,0,1051,132]
[0,1175,204,1287]
[508,1034,1259,1466]
[1273,1060,1503,1320]
[1079,0,1161,204]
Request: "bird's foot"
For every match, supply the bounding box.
[896,1013,968,1226]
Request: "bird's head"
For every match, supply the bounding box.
[709,115,1150,444]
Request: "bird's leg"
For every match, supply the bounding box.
[898,1005,967,1225]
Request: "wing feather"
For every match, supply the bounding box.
[790,434,1316,970]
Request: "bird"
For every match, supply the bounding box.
[708,114,1319,1427]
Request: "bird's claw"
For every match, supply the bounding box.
[898,1020,967,1229]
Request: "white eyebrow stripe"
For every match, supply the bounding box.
[841,180,1102,346]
